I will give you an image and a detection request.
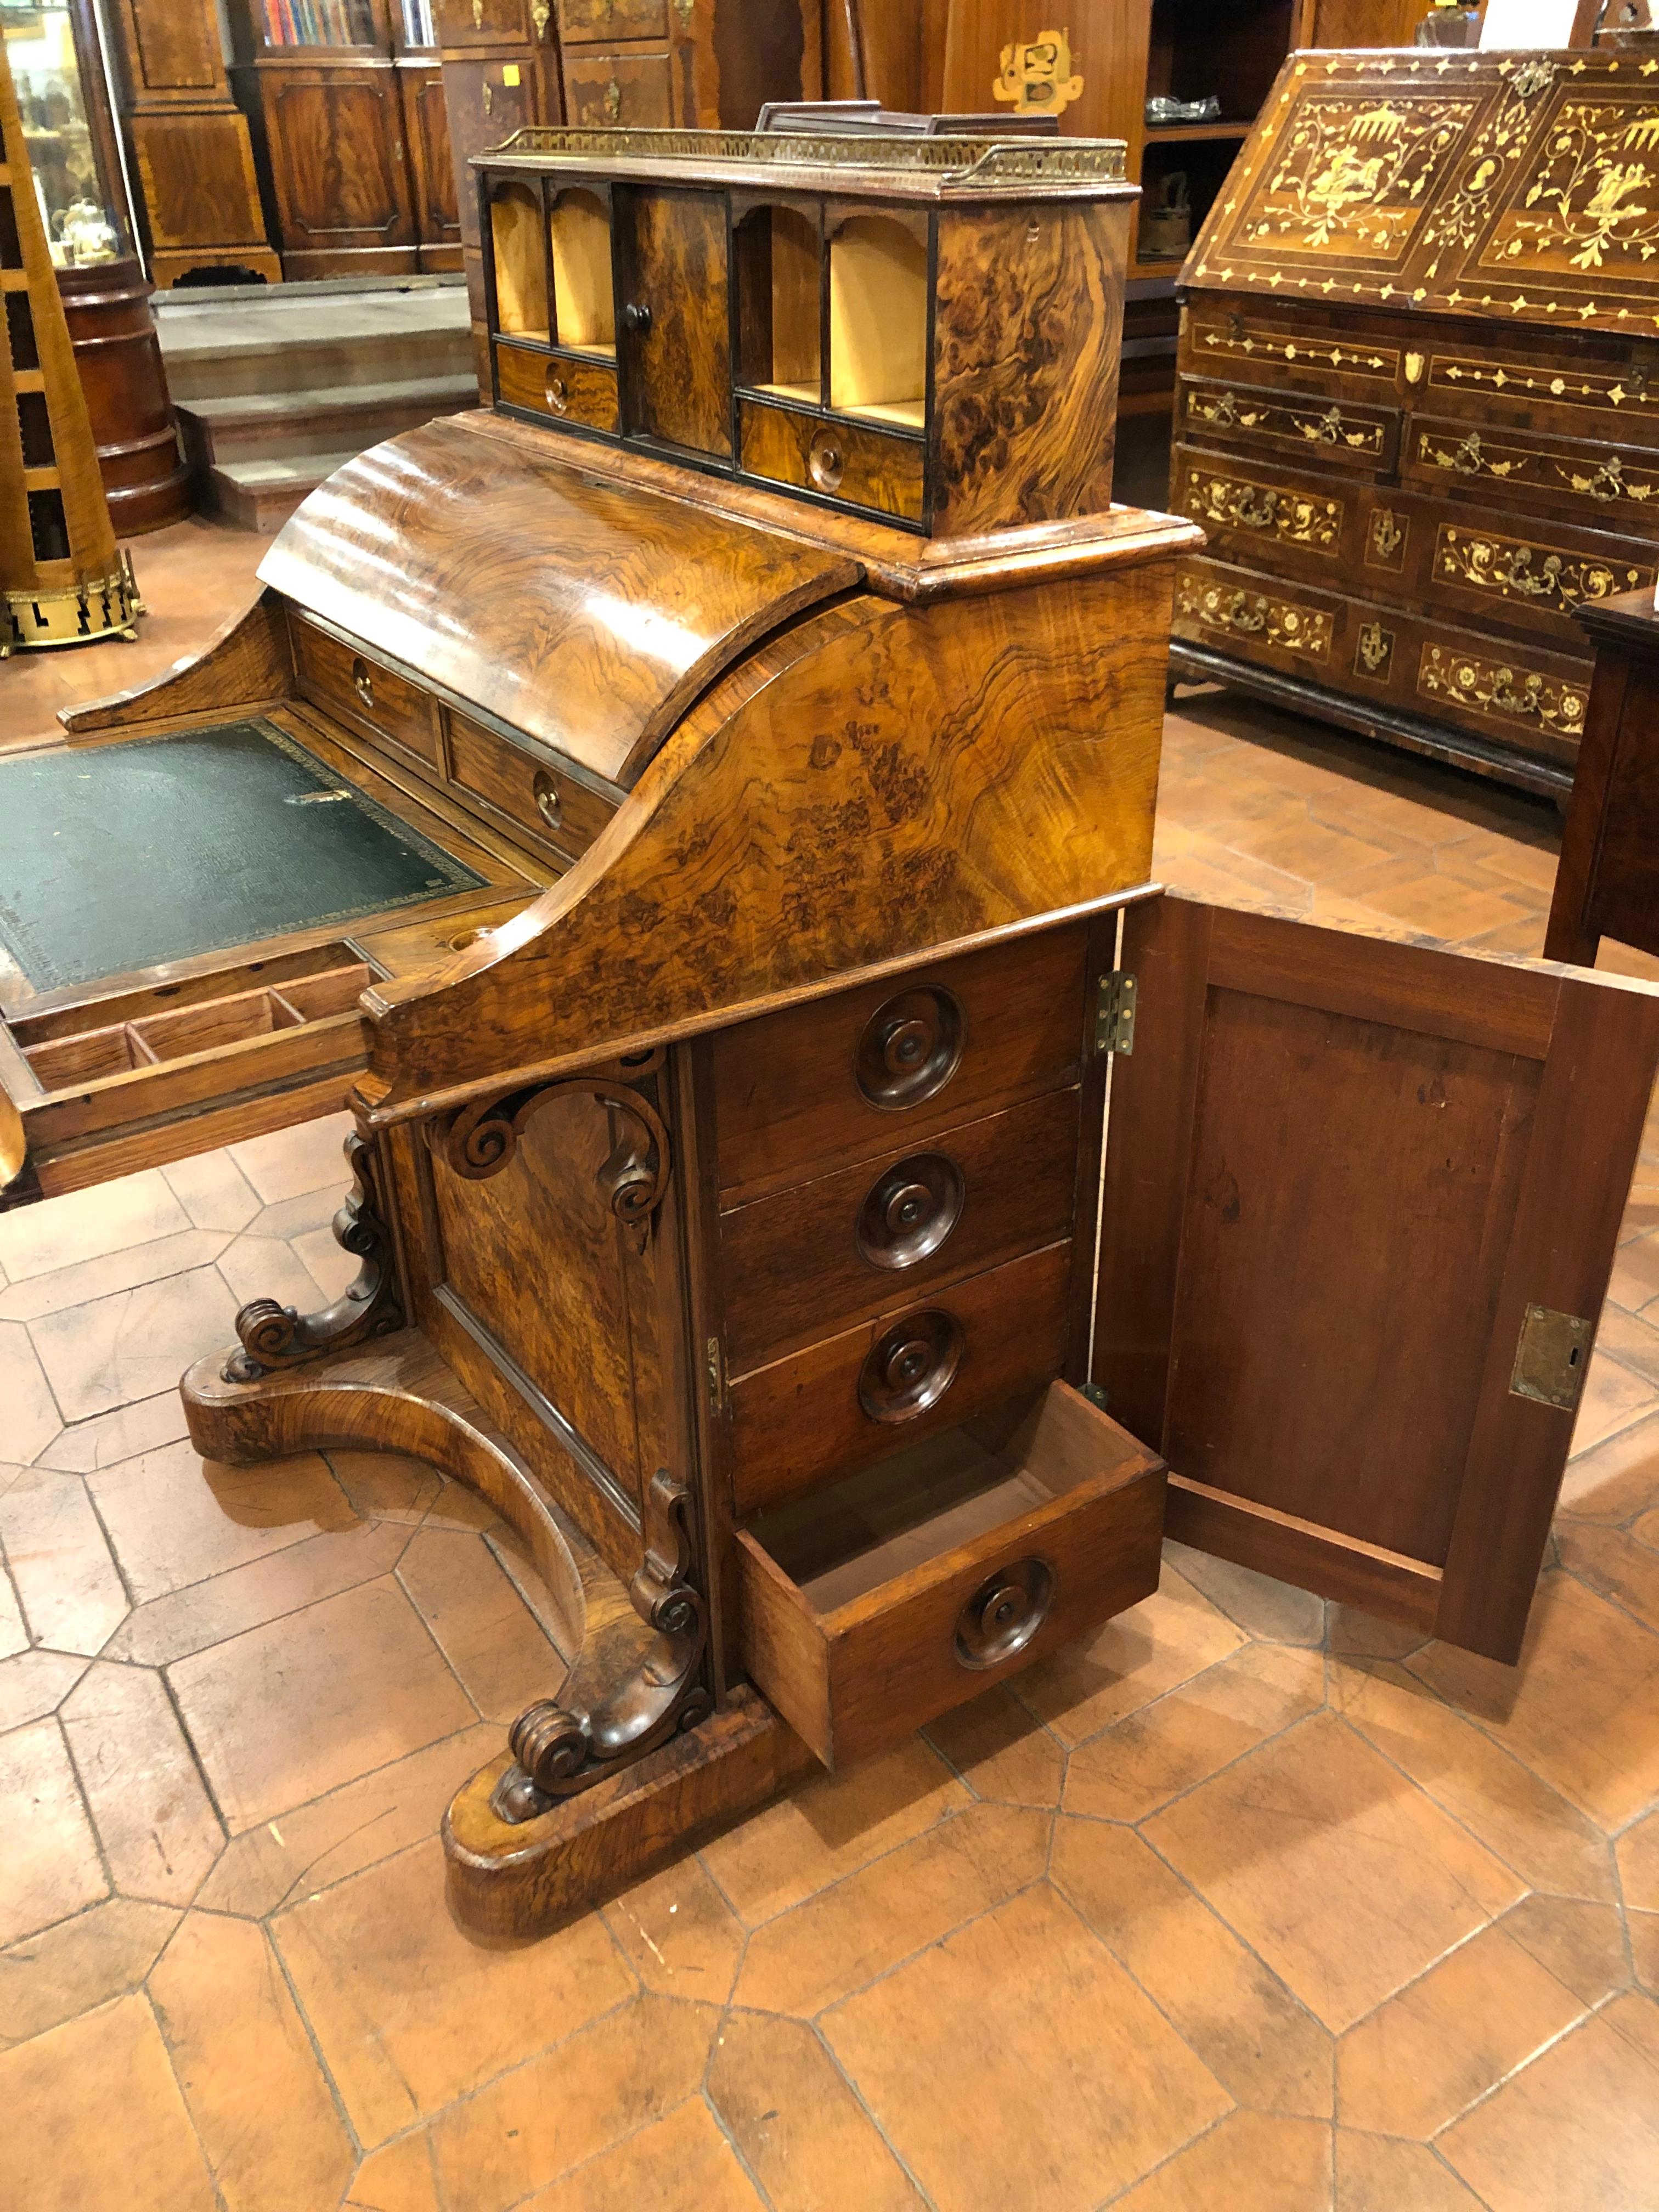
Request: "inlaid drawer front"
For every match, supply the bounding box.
[740,402,926,525]
[564,53,671,127]
[713,926,1089,1203]
[1176,458,1347,567]
[496,341,619,435]
[719,1087,1081,1376]
[1421,347,1659,438]
[1186,309,1402,398]
[1403,414,1659,529]
[1172,557,1337,668]
[445,710,617,863]
[1180,377,1397,471]
[291,618,442,768]
[737,1379,1166,1768]
[557,0,667,42]
[1429,521,1651,634]
[1416,637,1588,752]
[726,1239,1073,1519]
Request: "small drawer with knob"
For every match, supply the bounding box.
[564,52,672,127]
[739,399,925,525]
[736,1378,1166,1767]
[725,1238,1075,1517]
[717,1086,1081,1374]
[495,342,619,435]
[444,710,618,865]
[712,926,1091,1205]
[290,616,443,769]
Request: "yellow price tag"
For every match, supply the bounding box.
[502,63,521,85]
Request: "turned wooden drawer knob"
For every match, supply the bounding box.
[809,435,844,493]
[858,1308,963,1423]
[856,985,964,1110]
[955,1559,1054,1668]
[856,1151,964,1269]
[533,770,563,830]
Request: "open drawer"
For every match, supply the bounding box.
[736,1382,1165,1768]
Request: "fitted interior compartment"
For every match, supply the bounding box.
[736,201,822,404]
[828,210,927,428]
[492,183,549,341]
[549,187,615,356]
[738,1381,1165,1765]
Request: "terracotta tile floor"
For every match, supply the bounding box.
[5,543,1659,2207]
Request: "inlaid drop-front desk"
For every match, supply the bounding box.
[5,123,1659,1936]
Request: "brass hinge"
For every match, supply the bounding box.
[1509,1303,1593,1410]
[1095,971,1137,1056]
[706,1335,724,1412]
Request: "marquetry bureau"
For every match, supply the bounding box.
[5,117,1659,1937]
[1171,45,1659,796]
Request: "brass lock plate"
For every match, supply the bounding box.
[1509,1303,1593,1411]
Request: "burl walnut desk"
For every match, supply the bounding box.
[5,123,1659,1937]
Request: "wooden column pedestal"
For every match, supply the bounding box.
[58,256,191,534]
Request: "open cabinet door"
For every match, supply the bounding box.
[1094,893,1659,1664]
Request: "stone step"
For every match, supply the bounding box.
[202,451,366,532]
[157,284,472,402]
[176,373,479,468]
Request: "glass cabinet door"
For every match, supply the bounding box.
[0,0,132,267]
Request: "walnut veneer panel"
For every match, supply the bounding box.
[258,413,859,788]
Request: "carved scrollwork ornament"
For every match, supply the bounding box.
[222,1132,404,1383]
[434,1071,672,1254]
[490,1471,712,1822]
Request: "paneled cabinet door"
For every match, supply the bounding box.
[1094,891,1659,1664]
[400,63,461,253]
[618,187,731,456]
[434,0,546,45]
[441,56,538,266]
[263,67,419,261]
[110,0,225,98]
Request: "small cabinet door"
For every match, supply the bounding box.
[261,64,418,262]
[1094,892,1659,1664]
[399,62,461,256]
[617,186,732,459]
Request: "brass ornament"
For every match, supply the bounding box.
[1418,644,1587,738]
[1175,568,1334,662]
[992,30,1085,121]
[1183,467,1344,555]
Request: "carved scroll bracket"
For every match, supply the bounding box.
[491,1469,713,1822]
[223,1129,405,1383]
[432,1066,672,1255]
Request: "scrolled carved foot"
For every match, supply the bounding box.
[222,1128,404,1383]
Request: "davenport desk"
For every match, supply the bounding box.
[4,122,1659,1935]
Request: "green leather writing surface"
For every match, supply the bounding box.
[0,721,486,993]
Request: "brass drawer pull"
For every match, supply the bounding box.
[546,369,569,415]
[856,1152,964,1271]
[351,657,375,712]
[856,985,964,1110]
[955,1559,1054,1668]
[533,770,563,831]
[858,1310,963,1423]
[605,76,622,121]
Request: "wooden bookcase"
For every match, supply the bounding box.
[229,0,460,279]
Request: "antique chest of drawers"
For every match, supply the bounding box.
[9,119,1659,1939]
[1170,47,1659,795]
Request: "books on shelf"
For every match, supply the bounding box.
[263,0,380,44]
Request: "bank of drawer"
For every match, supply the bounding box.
[291,618,442,770]
[1172,551,1590,773]
[727,1238,1074,1517]
[1173,448,1359,579]
[1182,304,1406,407]
[558,0,666,40]
[720,1086,1081,1376]
[712,926,1090,1204]
[737,1379,1165,1767]
[496,341,619,435]
[1401,410,1659,540]
[739,400,926,525]
[1177,375,1398,474]
[564,53,671,126]
[1416,340,1659,447]
[445,710,617,864]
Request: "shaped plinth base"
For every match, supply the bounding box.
[182,1326,810,1938]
